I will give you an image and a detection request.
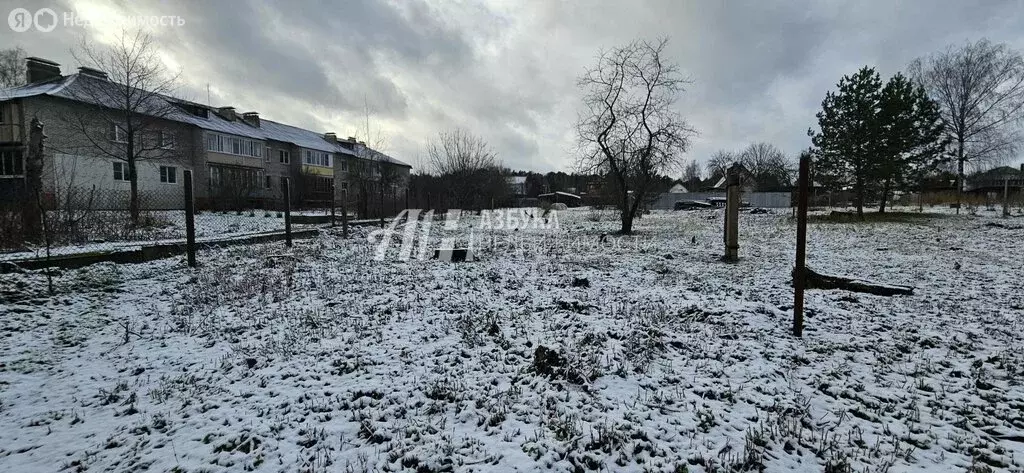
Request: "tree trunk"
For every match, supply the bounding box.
[22,118,45,243]
[956,140,965,215]
[128,156,140,226]
[855,178,865,220]
[878,179,890,213]
[619,189,632,234]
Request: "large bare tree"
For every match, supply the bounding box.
[910,39,1024,211]
[59,30,184,226]
[576,38,694,233]
[737,142,794,189]
[345,101,397,225]
[426,128,505,209]
[0,46,26,88]
[705,150,736,182]
[681,160,701,182]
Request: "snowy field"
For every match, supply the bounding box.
[1,207,1022,472]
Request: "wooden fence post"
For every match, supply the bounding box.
[723,165,740,262]
[1003,177,1011,218]
[183,170,197,268]
[793,155,811,338]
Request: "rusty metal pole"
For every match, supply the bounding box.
[793,155,811,338]
[341,188,349,239]
[183,170,197,268]
[723,166,740,262]
[284,178,293,248]
[330,182,337,228]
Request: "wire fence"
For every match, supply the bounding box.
[0,171,398,273]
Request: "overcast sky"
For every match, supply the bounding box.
[3,0,1023,173]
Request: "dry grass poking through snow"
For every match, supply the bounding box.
[0,207,1023,472]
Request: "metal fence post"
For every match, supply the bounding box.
[341,188,349,239]
[183,170,197,268]
[284,178,293,248]
[330,183,337,228]
[793,155,811,338]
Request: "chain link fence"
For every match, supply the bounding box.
[0,171,352,273]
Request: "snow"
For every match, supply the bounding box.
[0,207,1022,472]
[1,211,302,261]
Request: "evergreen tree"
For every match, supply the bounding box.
[875,73,948,212]
[810,68,948,216]
[810,67,883,218]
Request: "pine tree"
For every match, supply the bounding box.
[810,67,883,218]
[875,73,948,213]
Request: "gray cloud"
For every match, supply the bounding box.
[2,0,1022,171]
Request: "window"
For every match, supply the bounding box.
[109,123,127,143]
[112,162,129,181]
[159,131,175,149]
[159,166,177,184]
[280,176,289,191]
[265,175,272,189]
[205,132,262,157]
[0,104,11,124]
[208,165,264,192]
[0,150,23,176]
[340,159,348,172]
[303,149,330,167]
[278,150,290,164]
[209,166,218,186]
[265,147,272,163]
[313,177,333,193]
[339,181,348,193]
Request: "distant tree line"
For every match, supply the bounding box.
[809,39,1024,217]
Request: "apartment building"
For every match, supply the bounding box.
[0,56,411,212]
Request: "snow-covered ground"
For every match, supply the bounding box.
[1,211,301,261]
[1,207,1022,472]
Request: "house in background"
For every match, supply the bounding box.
[333,139,411,218]
[1,58,198,211]
[965,165,1024,201]
[667,179,689,193]
[538,191,581,207]
[506,175,527,197]
[0,56,410,212]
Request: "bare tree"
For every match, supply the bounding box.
[345,100,395,225]
[681,160,701,182]
[426,128,504,209]
[57,30,185,226]
[0,46,26,88]
[737,142,794,189]
[910,39,1024,211]
[576,38,695,234]
[705,150,736,182]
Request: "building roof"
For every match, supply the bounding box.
[538,191,581,200]
[0,73,409,167]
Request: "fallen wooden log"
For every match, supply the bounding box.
[793,266,913,296]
